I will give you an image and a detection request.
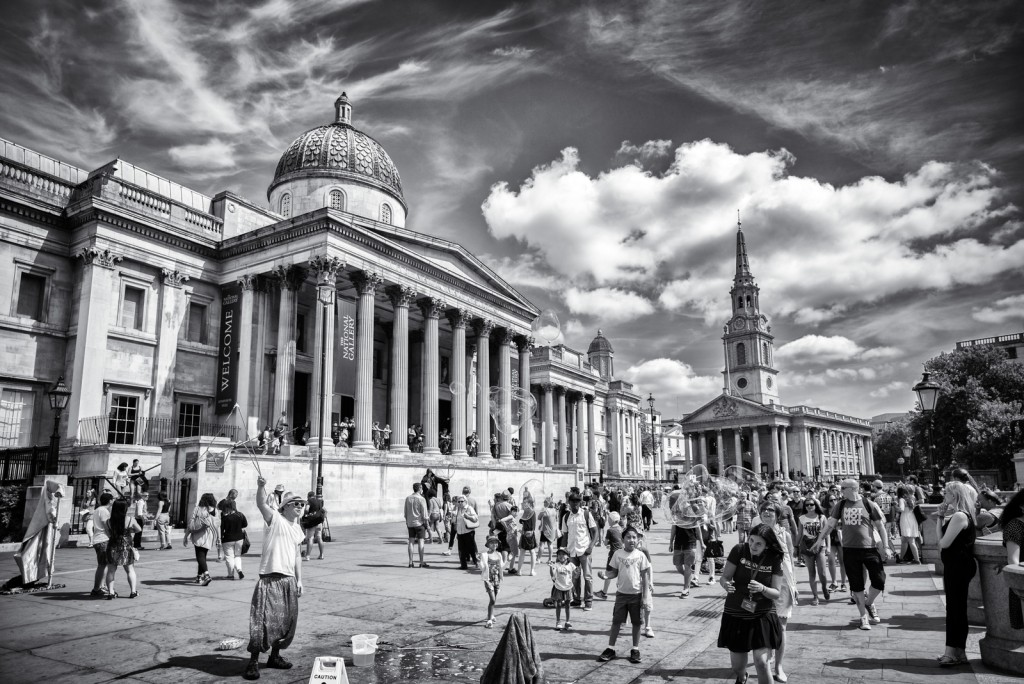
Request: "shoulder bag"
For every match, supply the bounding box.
[241,530,251,555]
[913,504,926,525]
[322,514,332,542]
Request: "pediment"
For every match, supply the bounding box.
[681,394,777,425]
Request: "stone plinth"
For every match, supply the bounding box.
[977,536,1024,674]
[969,532,999,626]
[919,503,941,572]
[1014,451,1024,489]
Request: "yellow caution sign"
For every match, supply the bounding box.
[308,657,349,683]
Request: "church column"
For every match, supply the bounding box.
[308,257,343,443]
[350,271,381,450]
[473,319,494,457]
[466,342,476,436]
[607,406,619,475]
[586,395,597,473]
[770,425,781,476]
[235,274,258,434]
[866,437,875,475]
[418,297,445,456]
[386,285,417,453]
[516,336,534,461]
[152,268,190,423]
[733,429,743,470]
[751,427,763,476]
[699,432,708,469]
[779,426,790,479]
[496,328,514,459]
[716,429,725,475]
[575,393,586,467]
[556,386,567,465]
[542,383,555,466]
[272,265,304,436]
[446,309,470,457]
[67,247,122,437]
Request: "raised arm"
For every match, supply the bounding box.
[255,477,273,524]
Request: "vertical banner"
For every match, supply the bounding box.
[335,297,357,398]
[215,284,240,414]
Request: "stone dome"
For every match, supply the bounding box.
[587,329,615,355]
[268,93,405,210]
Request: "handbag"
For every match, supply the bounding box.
[913,505,926,525]
[322,515,332,542]
[706,539,725,558]
[464,514,479,530]
[241,531,250,555]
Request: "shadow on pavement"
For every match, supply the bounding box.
[889,589,937,596]
[825,657,973,675]
[116,653,243,679]
[643,666,734,679]
[886,614,947,631]
[539,652,607,661]
[141,577,203,586]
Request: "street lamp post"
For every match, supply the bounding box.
[912,371,941,486]
[43,376,71,476]
[315,285,336,499]
[647,393,657,481]
[901,442,912,481]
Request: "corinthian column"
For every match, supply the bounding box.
[271,265,305,437]
[779,426,790,478]
[497,328,514,459]
[586,395,597,473]
[418,297,445,456]
[236,274,258,434]
[516,335,534,461]
[770,426,781,476]
[556,386,567,465]
[308,256,343,443]
[575,393,586,467]
[473,319,494,457]
[446,308,470,457]
[349,271,381,450]
[386,284,417,453]
[542,383,555,466]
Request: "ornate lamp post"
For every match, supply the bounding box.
[912,371,941,486]
[315,284,336,498]
[647,393,658,481]
[900,442,911,480]
[44,376,72,476]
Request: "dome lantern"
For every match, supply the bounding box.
[334,92,352,125]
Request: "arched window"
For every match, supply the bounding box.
[328,189,344,211]
[745,295,752,308]
[737,297,743,309]
[762,342,769,365]
[380,203,392,224]
[830,434,836,452]
[280,193,291,218]
[736,343,746,365]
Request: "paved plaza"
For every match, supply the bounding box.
[0,512,1019,684]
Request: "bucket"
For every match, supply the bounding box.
[351,634,378,667]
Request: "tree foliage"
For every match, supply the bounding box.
[873,418,912,476]
[908,345,1024,477]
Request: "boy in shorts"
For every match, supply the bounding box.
[596,527,652,664]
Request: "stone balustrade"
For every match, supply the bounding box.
[0,158,76,201]
[111,177,224,237]
[976,536,1024,674]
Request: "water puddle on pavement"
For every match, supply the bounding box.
[356,639,494,681]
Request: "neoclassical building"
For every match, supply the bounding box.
[0,94,590,522]
[672,223,874,481]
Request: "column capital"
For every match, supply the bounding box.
[161,268,190,288]
[308,255,345,286]
[386,284,418,308]
[540,382,555,393]
[472,318,495,338]
[514,334,535,352]
[497,327,515,345]
[554,385,566,397]
[78,246,122,269]
[445,307,473,329]
[350,270,384,295]
[237,273,259,291]
[417,296,446,320]
[271,265,306,291]
[584,393,595,404]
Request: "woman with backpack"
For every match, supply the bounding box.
[300,498,326,561]
[184,492,219,586]
[104,498,142,599]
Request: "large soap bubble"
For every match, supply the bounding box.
[519,478,550,510]
[488,386,538,435]
[670,464,741,528]
[724,465,764,489]
[531,310,561,345]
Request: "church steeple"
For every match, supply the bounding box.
[722,214,779,405]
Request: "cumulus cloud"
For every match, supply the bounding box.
[869,381,906,399]
[621,358,721,406]
[480,253,565,291]
[972,294,1024,324]
[564,287,655,323]
[615,139,674,168]
[483,139,1021,327]
[776,336,901,366]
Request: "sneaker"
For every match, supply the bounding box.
[866,604,881,624]
[859,616,871,630]
[840,583,847,592]
[555,621,564,630]
[594,590,608,600]
[237,571,245,580]
[563,621,572,630]
[823,587,831,601]
[629,648,641,664]
[811,597,819,606]
[828,582,838,591]
[597,648,616,662]
[507,568,519,576]
[583,603,592,611]
[90,588,106,597]
[570,599,582,607]
[201,573,213,587]
[265,655,292,670]
[243,661,260,680]
[442,550,451,556]
[643,627,655,638]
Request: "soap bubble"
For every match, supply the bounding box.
[448,381,481,403]
[488,386,537,434]
[531,310,561,345]
[670,464,741,528]
[520,479,549,510]
[724,465,763,489]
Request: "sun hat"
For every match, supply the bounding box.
[555,547,569,557]
[274,484,286,492]
[484,534,500,546]
[279,491,305,509]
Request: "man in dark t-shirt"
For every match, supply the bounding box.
[811,478,888,631]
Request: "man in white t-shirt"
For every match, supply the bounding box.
[560,491,597,610]
[90,492,114,597]
[244,478,304,681]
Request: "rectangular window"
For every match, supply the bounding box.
[107,395,139,445]
[120,286,145,330]
[295,312,307,352]
[16,273,46,320]
[185,302,207,343]
[0,388,35,447]
[177,402,202,437]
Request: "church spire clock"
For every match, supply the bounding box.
[723,214,780,405]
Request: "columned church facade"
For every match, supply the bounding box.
[675,224,874,482]
[0,94,588,522]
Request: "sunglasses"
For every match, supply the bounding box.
[288,501,306,508]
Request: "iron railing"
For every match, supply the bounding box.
[0,445,76,484]
[77,416,240,447]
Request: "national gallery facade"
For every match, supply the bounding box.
[0,94,650,522]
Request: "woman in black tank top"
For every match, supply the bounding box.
[936,482,977,667]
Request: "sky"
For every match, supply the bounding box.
[2,0,1022,421]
